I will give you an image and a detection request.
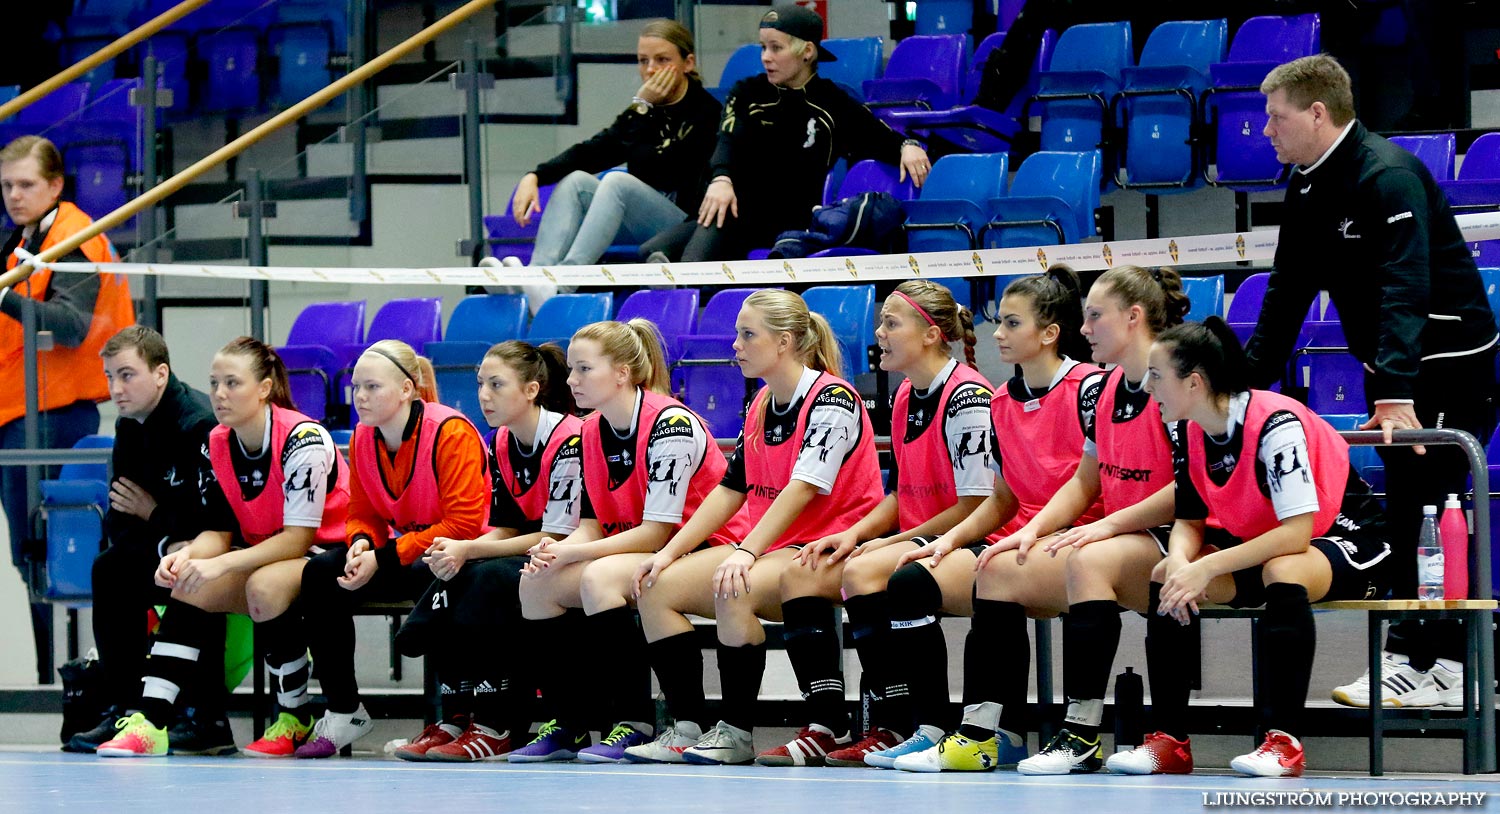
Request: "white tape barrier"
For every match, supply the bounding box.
[38,211,1500,288]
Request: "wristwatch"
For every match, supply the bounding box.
[629,96,653,116]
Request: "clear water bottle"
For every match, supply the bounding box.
[1417,505,1444,600]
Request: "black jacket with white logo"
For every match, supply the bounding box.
[105,374,217,550]
[1245,120,1497,401]
[711,74,908,246]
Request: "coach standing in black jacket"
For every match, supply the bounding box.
[66,326,224,752]
[1245,54,1497,708]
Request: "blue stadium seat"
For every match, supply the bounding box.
[358,297,444,356]
[130,0,200,118]
[268,0,347,108]
[903,152,1009,252]
[1443,133,1500,268]
[55,15,127,89]
[617,289,700,364]
[39,435,115,601]
[831,159,918,201]
[449,293,530,344]
[486,180,558,264]
[197,28,263,113]
[863,35,968,119]
[278,300,366,423]
[885,29,1056,155]
[980,149,1101,248]
[820,37,883,101]
[0,86,17,106]
[333,298,444,422]
[1476,267,1500,326]
[1203,13,1321,189]
[1390,133,1456,182]
[711,43,763,103]
[1225,272,1319,344]
[1302,351,1366,415]
[803,285,876,377]
[0,82,89,145]
[1112,19,1228,191]
[1026,22,1132,156]
[64,142,132,225]
[915,0,972,37]
[424,294,532,425]
[525,292,614,349]
[1181,275,1225,322]
[74,79,152,171]
[676,288,762,439]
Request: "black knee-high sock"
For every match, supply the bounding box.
[651,631,706,729]
[1062,600,1121,741]
[1144,583,1195,741]
[887,564,951,729]
[781,596,849,733]
[1261,583,1314,736]
[257,607,312,722]
[431,647,474,724]
[717,641,767,733]
[465,633,518,733]
[531,611,587,732]
[139,600,220,727]
[971,598,1029,738]
[845,591,904,733]
[300,547,360,713]
[589,607,654,727]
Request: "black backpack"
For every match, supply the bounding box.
[769,191,907,259]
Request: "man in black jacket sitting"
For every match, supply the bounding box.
[66,326,232,754]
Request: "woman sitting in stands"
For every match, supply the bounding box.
[500,19,721,305]
[637,5,929,263]
[390,340,583,762]
[97,337,348,758]
[295,340,490,758]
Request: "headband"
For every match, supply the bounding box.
[893,290,950,341]
[369,348,418,387]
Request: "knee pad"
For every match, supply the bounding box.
[887,562,942,623]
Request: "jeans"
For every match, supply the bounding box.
[531,171,689,267]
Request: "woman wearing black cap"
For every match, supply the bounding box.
[642,4,930,263]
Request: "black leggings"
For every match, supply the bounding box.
[300,545,432,713]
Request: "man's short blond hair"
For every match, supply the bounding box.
[1260,54,1355,126]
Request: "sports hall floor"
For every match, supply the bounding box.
[4,749,1497,813]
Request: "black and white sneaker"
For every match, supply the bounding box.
[65,706,127,753]
[1016,728,1102,776]
[166,707,238,756]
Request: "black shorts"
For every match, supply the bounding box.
[1223,512,1394,609]
[396,555,528,658]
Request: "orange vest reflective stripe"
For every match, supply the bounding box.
[1,201,131,426]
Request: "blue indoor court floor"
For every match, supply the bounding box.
[4,750,1498,814]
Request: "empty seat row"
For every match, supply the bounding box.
[275,284,885,440]
[47,0,347,118]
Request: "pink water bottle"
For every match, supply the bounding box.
[1440,493,1470,600]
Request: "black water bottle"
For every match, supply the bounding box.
[1113,666,1144,752]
